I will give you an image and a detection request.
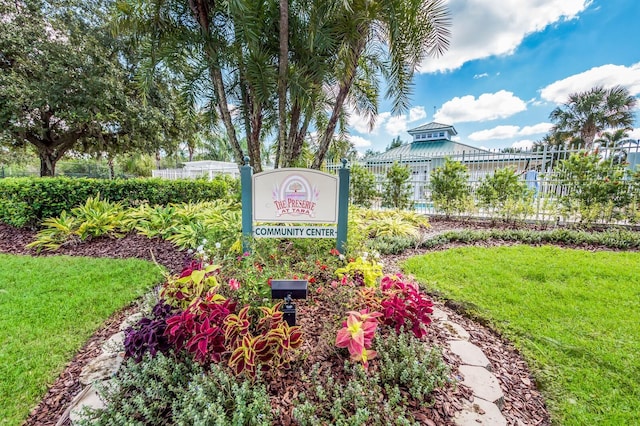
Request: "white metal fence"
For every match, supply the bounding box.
[328,142,640,224]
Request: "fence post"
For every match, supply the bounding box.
[240,156,253,254]
[336,159,350,254]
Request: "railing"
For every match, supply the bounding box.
[328,143,640,225]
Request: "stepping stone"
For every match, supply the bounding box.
[79,352,123,386]
[454,397,507,426]
[119,312,143,331]
[458,365,505,409]
[441,320,470,340]
[69,384,106,424]
[431,307,448,321]
[449,340,491,370]
[101,331,125,354]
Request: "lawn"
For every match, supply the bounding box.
[403,245,640,426]
[0,254,164,426]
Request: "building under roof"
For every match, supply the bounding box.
[365,122,489,164]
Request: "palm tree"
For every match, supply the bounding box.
[549,86,637,150]
[311,0,451,169]
[594,128,630,148]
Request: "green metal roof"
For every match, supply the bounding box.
[407,122,458,135]
[366,139,488,163]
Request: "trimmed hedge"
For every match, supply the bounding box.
[421,228,640,250]
[0,176,240,228]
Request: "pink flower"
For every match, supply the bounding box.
[228,278,240,291]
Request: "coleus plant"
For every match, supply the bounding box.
[225,302,303,378]
[334,256,384,287]
[123,301,175,363]
[335,309,383,368]
[165,292,237,363]
[161,263,221,309]
[378,274,434,339]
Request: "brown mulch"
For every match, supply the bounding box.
[1,219,560,425]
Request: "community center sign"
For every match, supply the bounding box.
[240,159,350,253]
[252,169,338,223]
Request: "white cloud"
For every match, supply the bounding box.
[348,110,390,134]
[385,115,408,136]
[540,63,640,103]
[473,73,489,79]
[628,128,640,139]
[512,139,535,150]
[469,122,552,141]
[348,135,372,148]
[520,123,553,135]
[408,106,427,122]
[469,125,520,140]
[419,0,590,73]
[434,90,527,123]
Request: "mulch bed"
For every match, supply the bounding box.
[1,220,555,425]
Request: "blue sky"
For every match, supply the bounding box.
[347,0,640,154]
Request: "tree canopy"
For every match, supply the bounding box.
[548,85,637,150]
[112,0,451,171]
[0,0,186,176]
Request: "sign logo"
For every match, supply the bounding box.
[272,174,319,218]
[253,168,338,223]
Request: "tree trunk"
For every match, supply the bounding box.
[107,156,115,179]
[312,37,366,169]
[188,0,245,166]
[38,149,57,177]
[275,0,289,169]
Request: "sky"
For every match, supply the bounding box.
[346,0,640,154]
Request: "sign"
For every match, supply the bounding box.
[253,169,338,223]
[254,226,337,239]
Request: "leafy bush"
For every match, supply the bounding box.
[350,164,379,208]
[160,263,221,309]
[335,256,384,287]
[165,294,237,364]
[551,152,632,224]
[429,158,473,217]
[367,235,418,255]
[27,195,127,251]
[0,175,238,228]
[382,162,413,209]
[293,362,421,426]
[376,332,449,401]
[476,167,534,222]
[172,365,273,425]
[75,353,204,425]
[76,353,272,425]
[419,228,640,250]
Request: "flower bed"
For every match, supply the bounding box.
[75,243,452,424]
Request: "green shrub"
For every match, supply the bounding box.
[367,235,418,254]
[293,362,420,426]
[76,353,273,426]
[382,162,413,210]
[476,168,534,222]
[350,164,379,208]
[419,228,640,250]
[0,175,239,228]
[76,353,204,425]
[376,333,449,401]
[172,365,273,425]
[429,159,473,217]
[551,152,632,224]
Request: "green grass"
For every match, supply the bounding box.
[0,254,164,426]
[403,246,640,425]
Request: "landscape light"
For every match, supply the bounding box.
[270,279,307,326]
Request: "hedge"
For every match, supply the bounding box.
[0,176,240,228]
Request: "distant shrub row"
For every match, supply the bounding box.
[0,176,239,228]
